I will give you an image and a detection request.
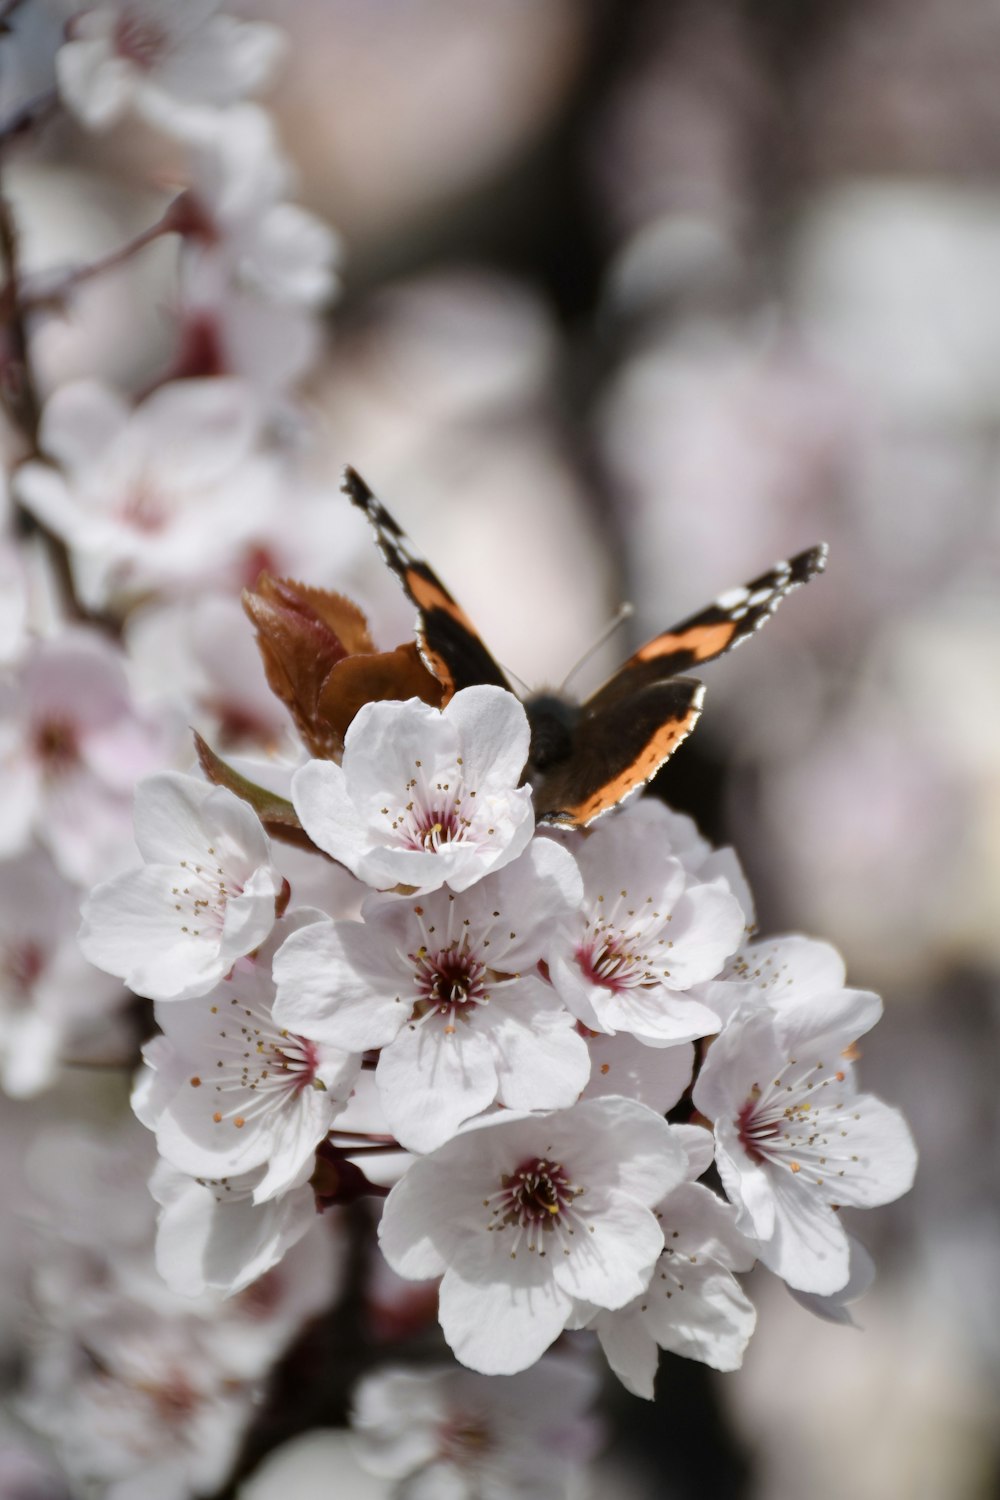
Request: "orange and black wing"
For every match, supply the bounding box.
[532,543,827,827]
[342,467,510,701]
[532,678,705,827]
[585,544,828,714]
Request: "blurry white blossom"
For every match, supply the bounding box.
[0,628,165,883]
[56,0,285,135]
[16,378,281,611]
[351,1356,602,1499]
[0,851,123,1097]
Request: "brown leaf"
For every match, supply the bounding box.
[243,573,442,759]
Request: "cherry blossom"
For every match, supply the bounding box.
[20,1302,259,1500]
[125,593,293,752]
[0,628,167,884]
[693,995,917,1294]
[272,839,589,1152]
[350,1355,602,1499]
[0,851,124,1098]
[547,800,745,1043]
[182,103,340,311]
[15,378,281,610]
[692,932,867,1028]
[132,1040,318,1296]
[80,771,285,1003]
[55,0,285,136]
[377,1095,687,1374]
[139,915,360,1199]
[584,1124,758,1397]
[292,686,535,894]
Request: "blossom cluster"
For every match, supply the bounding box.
[80,672,917,1401]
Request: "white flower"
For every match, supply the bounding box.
[585,1125,757,1397]
[80,771,285,1003]
[21,1302,258,1500]
[548,801,745,1043]
[15,378,280,610]
[124,593,292,750]
[134,1034,320,1298]
[139,915,360,1200]
[273,839,589,1152]
[693,994,917,1294]
[0,851,123,1098]
[183,104,340,310]
[692,933,860,1029]
[377,1096,687,1375]
[174,105,340,394]
[293,686,535,895]
[0,628,166,883]
[56,0,285,135]
[351,1355,601,1499]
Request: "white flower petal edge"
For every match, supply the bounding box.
[80,771,284,1002]
[291,686,534,894]
[377,1096,686,1375]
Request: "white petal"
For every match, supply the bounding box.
[439,1249,571,1375]
[595,1305,659,1400]
[376,1021,498,1154]
[37,380,131,476]
[132,378,259,487]
[443,685,531,789]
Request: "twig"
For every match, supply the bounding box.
[0,161,42,451]
[22,199,186,312]
[0,0,30,32]
[0,85,57,143]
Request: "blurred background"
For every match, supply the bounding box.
[3,2,1000,1497]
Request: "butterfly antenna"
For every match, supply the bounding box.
[560,602,634,692]
[501,662,532,696]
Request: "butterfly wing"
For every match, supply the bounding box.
[532,677,705,826]
[586,544,828,713]
[533,543,828,826]
[342,467,511,700]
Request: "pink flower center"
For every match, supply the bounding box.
[4,940,44,999]
[119,479,169,534]
[114,11,169,70]
[411,944,487,1020]
[278,1033,320,1092]
[439,1412,493,1465]
[412,804,465,852]
[576,934,640,992]
[499,1156,578,1231]
[736,1088,782,1164]
[32,717,79,774]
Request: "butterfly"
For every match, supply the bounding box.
[343,467,827,827]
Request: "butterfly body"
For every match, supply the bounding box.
[342,467,826,827]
